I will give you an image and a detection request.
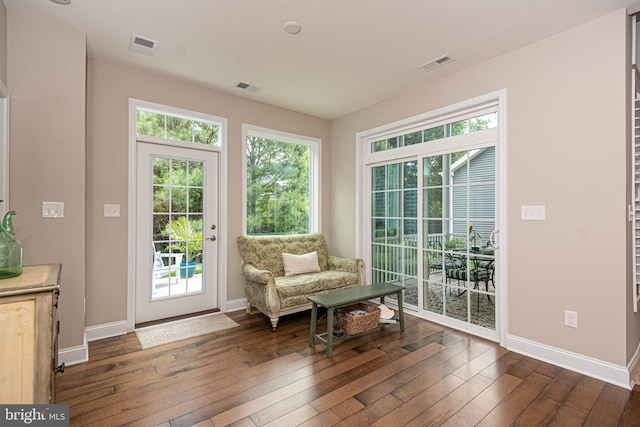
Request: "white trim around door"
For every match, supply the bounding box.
[127,98,228,331]
[355,89,508,347]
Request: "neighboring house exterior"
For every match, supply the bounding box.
[451,147,496,244]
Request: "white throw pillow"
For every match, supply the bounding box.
[282,251,321,277]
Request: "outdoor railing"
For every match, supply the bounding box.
[371,234,443,284]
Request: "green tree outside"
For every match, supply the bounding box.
[246,136,310,235]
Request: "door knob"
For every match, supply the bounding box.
[208,235,217,241]
[210,225,216,230]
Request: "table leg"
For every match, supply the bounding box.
[309,302,318,347]
[396,290,405,331]
[326,306,334,358]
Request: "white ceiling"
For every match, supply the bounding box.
[4,0,638,119]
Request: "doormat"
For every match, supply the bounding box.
[135,312,239,349]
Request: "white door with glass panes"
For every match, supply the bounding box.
[136,142,218,323]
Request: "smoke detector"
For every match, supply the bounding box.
[420,54,454,72]
[284,21,302,35]
[129,34,159,57]
[236,82,262,93]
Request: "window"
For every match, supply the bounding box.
[243,125,320,235]
[136,108,220,146]
[371,112,497,153]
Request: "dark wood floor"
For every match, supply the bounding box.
[57,308,640,426]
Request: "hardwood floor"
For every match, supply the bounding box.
[57,309,640,426]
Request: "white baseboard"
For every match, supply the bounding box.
[225,297,247,313]
[86,320,130,342]
[58,334,88,367]
[507,334,632,390]
[627,340,640,389]
[58,320,129,367]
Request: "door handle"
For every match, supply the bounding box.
[207,235,217,241]
[210,225,216,230]
[489,229,499,249]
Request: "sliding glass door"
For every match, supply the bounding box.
[364,96,501,339]
[369,148,497,333]
[422,148,496,330]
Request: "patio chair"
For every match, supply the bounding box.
[152,244,183,283]
[426,240,444,275]
[445,255,494,308]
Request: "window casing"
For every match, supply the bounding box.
[242,125,321,235]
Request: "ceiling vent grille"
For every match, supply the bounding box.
[129,34,159,57]
[420,54,454,72]
[236,82,262,93]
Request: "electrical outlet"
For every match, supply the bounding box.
[564,310,578,328]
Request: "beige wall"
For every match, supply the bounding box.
[331,9,635,366]
[0,2,6,86]
[86,58,331,327]
[7,12,86,349]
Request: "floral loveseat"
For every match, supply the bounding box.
[237,233,364,331]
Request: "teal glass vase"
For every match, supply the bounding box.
[0,210,22,279]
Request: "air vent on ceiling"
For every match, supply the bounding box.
[129,34,159,57]
[236,82,262,93]
[420,54,454,72]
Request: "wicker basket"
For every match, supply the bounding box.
[343,303,380,335]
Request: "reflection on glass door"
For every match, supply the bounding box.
[422,148,496,330]
[136,143,218,323]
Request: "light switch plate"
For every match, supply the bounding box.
[104,204,121,218]
[521,205,545,221]
[42,202,64,218]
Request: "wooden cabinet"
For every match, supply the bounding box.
[0,264,62,403]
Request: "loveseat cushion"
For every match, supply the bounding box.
[275,270,360,308]
[282,251,321,276]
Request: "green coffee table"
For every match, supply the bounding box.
[308,283,405,357]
